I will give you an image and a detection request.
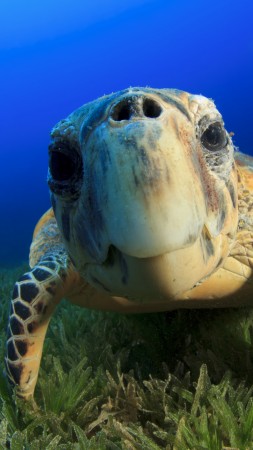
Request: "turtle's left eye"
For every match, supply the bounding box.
[201,122,227,151]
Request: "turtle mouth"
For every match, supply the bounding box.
[81,228,229,302]
[104,245,121,266]
[100,223,213,269]
[102,223,213,266]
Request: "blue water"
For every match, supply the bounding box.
[0,0,253,267]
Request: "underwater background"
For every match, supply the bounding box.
[0,0,253,267]
[1,3,253,447]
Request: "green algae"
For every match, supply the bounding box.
[1,266,253,448]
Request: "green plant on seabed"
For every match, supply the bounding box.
[1,267,253,449]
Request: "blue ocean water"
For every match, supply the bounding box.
[0,0,252,267]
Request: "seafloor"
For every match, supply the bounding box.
[1,265,253,448]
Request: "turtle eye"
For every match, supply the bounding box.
[49,142,81,182]
[50,150,76,181]
[48,143,83,198]
[201,122,227,151]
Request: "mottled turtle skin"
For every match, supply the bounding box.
[5,87,253,399]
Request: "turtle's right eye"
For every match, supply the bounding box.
[50,150,76,181]
[48,143,83,197]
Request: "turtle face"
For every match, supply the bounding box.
[48,88,238,301]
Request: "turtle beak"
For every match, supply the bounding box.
[76,91,208,263]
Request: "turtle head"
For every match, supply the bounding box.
[48,88,238,302]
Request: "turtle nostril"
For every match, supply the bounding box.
[143,98,162,118]
[111,100,132,121]
[110,96,162,122]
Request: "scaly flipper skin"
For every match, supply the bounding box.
[4,210,114,399]
[5,253,69,399]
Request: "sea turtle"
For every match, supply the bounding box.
[5,87,253,399]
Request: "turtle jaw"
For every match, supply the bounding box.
[81,228,233,301]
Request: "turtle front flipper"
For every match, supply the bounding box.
[5,254,69,400]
